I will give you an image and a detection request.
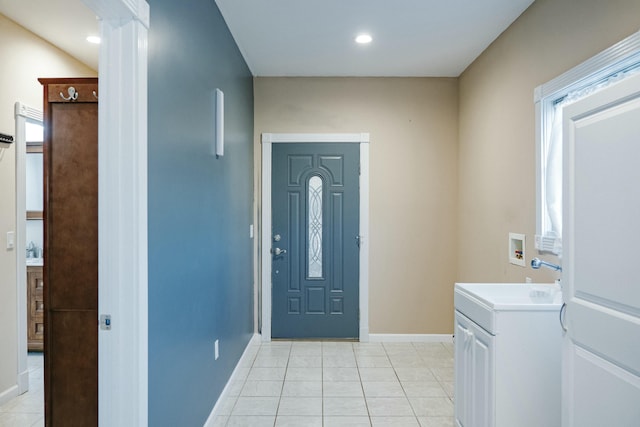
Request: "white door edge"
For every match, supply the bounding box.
[260,133,370,342]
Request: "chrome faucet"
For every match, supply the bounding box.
[531,257,562,272]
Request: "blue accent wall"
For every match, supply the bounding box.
[147,1,254,425]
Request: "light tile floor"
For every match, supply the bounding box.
[0,353,44,427]
[212,341,455,427]
[1,342,455,427]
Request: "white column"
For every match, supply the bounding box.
[81,0,149,425]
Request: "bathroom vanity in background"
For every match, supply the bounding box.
[27,263,44,350]
[454,283,563,427]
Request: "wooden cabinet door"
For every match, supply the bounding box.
[40,78,98,426]
[27,266,45,351]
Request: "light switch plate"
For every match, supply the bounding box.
[6,231,15,250]
[100,314,112,330]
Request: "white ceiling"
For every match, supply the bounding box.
[0,0,99,70]
[0,0,535,78]
[215,0,535,77]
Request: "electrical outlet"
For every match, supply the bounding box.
[214,339,219,360]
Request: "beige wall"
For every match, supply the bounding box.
[254,0,640,335]
[254,77,459,334]
[0,13,95,398]
[458,0,640,283]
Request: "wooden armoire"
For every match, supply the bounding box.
[39,77,98,426]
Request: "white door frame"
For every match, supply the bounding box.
[14,103,43,396]
[83,1,149,425]
[261,133,370,342]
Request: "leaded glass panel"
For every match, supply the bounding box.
[308,175,323,278]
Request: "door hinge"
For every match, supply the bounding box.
[356,235,361,247]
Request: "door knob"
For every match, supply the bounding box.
[272,247,287,256]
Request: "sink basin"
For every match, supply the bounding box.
[454,282,562,334]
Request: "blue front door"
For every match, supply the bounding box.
[271,143,360,338]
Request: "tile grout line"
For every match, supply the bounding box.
[352,341,372,426]
[274,342,292,426]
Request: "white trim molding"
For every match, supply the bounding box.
[0,385,19,408]
[533,30,640,103]
[81,0,149,425]
[260,133,370,343]
[262,133,370,144]
[14,103,43,398]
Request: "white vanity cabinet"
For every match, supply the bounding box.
[454,283,563,427]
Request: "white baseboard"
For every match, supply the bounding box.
[203,333,260,427]
[368,334,453,343]
[0,384,19,407]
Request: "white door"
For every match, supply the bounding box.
[562,72,640,427]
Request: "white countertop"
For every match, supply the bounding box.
[455,282,562,311]
[454,282,563,335]
[26,258,44,267]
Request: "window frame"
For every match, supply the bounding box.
[534,30,640,255]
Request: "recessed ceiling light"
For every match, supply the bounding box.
[355,34,372,44]
[86,36,101,44]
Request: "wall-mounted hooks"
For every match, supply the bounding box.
[0,133,14,144]
[92,91,98,100]
[60,87,79,101]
